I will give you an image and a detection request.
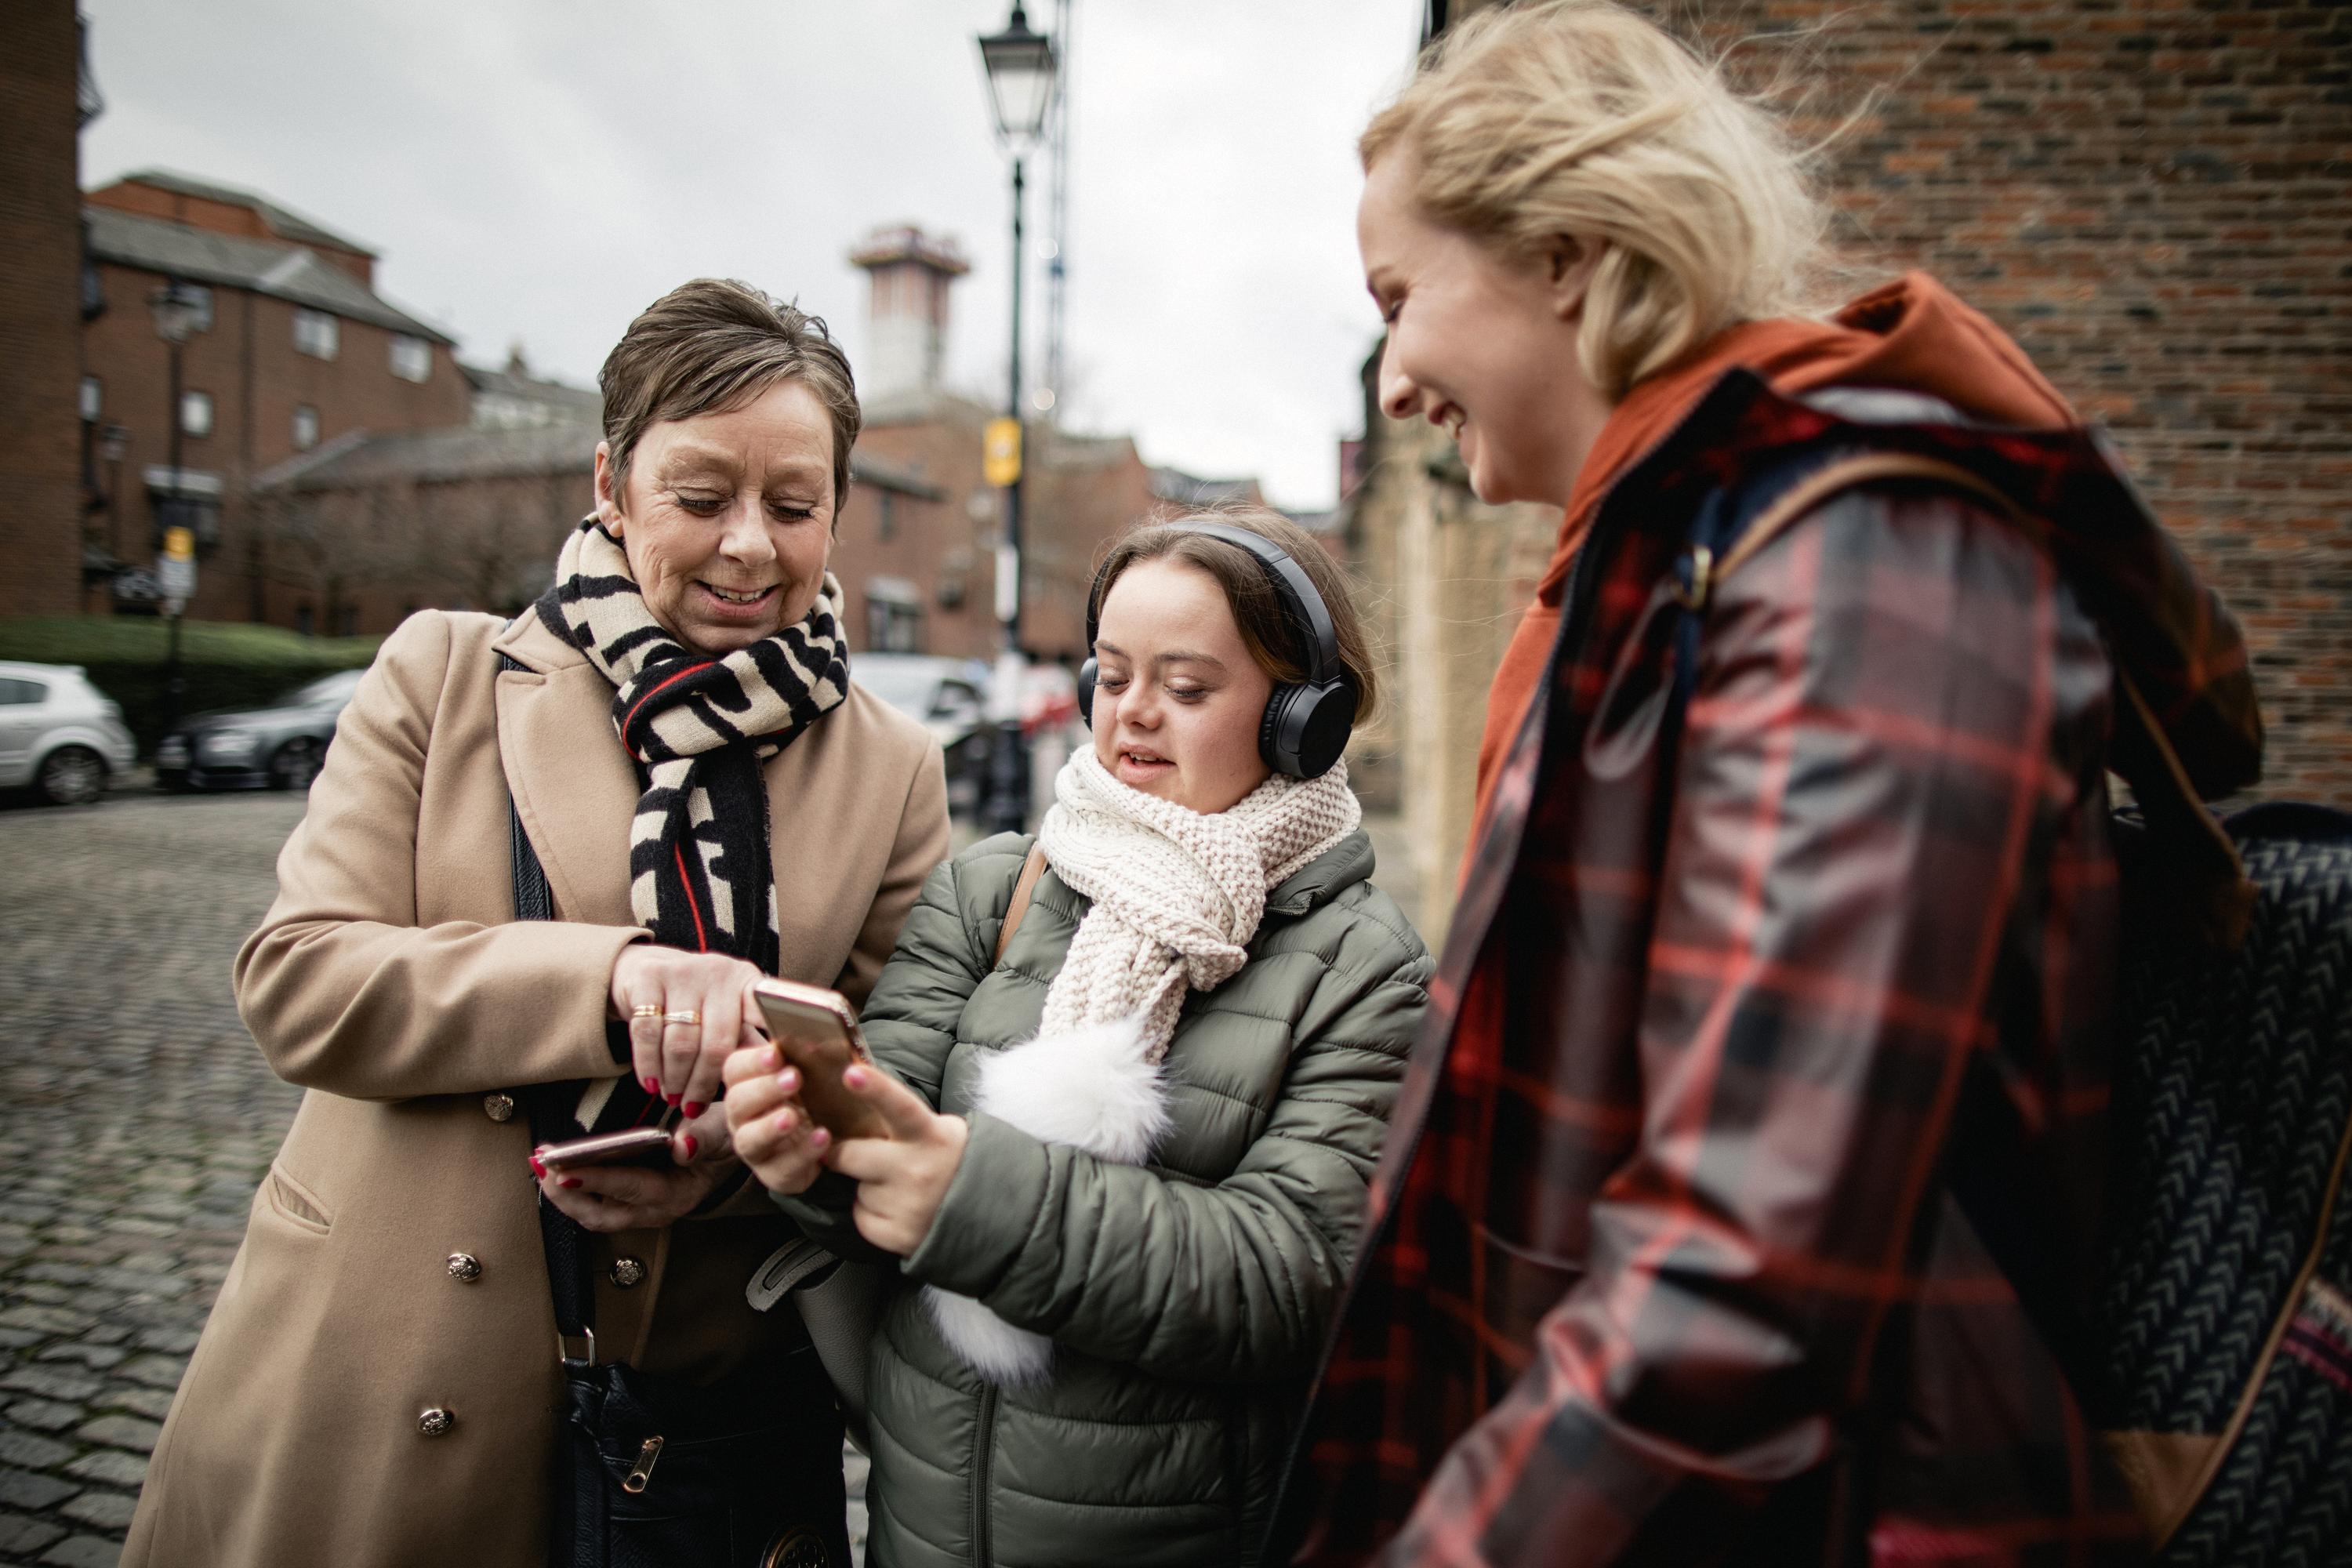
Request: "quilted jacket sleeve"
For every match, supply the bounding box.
[904,898,1432,1385]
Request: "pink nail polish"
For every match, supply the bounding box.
[683,1101,706,1119]
[666,1092,682,1108]
[776,1069,798,1092]
[559,1177,582,1190]
[642,1076,659,1094]
[809,1127,831,1149]
[528,1155,546,1179]
[843,1066,866,1089]
[774,1109,795,1134]
[681,1134,699,1160]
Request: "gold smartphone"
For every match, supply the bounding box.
[751,978,893,1143]
[537,1125,675,1172]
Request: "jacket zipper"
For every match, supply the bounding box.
[1258,376,1743,1547]
[971,1382,998,1564]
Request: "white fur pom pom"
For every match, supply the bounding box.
[971,1013,1170,1164]
[924,1014,1173,1387]
[922,1287,1054,1388]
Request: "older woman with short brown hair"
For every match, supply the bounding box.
[125,278,949,1568]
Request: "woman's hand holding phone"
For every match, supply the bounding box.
[722,1042,830,1197]
[823,1065,969,1257]
[533,1101,736,1232]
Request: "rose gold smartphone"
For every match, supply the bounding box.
[537,1125,676,1171]
[751,978,892,1143]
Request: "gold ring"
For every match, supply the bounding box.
[631,1004,663,1021]
[662,1009,701,1027]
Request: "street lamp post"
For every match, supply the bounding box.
[149,279,204,736]
[977,2,1058,835]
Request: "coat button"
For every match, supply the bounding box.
[609,1257,646,1288]
[418,1406,455,1437]
[481,1093,515,1123]
[446,1252,482,1283]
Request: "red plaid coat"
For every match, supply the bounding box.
[1271,372,2263,1567]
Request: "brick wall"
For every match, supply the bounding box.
[1670,0,2352,801]
[0,0,85,618]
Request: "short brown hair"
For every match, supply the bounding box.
[1090,506,1380,724]
[599,278,862,511]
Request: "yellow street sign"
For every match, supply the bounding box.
[163,526,195,561]
[982,417,1022,488]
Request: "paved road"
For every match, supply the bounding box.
[0,792,306,1566]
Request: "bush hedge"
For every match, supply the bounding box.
[0,617,382,757]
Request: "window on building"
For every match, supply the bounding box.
[79,376,101,422]
[294,309,339,360]
[184,285,214,333]
[292,405,320,451]
[180,390,214,438]
[865,596,924,653]
[877,491,898,543]
[389,335,432,383]
[295,604,315,637]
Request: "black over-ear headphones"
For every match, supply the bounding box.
[1076,521,1359,779]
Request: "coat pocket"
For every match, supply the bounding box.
[263,1162,334,1235]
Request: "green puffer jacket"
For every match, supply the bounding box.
[776,828,1429,1567]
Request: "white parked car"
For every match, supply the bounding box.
[0,662,137,806]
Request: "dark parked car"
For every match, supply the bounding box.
[155,667,368,792]
[854,653,991,818]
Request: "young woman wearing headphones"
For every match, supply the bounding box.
[728,507,1432,1566]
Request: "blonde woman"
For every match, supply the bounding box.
[1271,3,2261,1564]
[728,509,1432,1566]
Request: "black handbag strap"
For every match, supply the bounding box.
[499,652,599,1363]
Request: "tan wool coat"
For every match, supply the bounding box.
[123,607,950,1568]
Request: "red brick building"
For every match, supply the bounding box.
[847,225,1269,665]
[0,1,92,618]
[78,169,470,626]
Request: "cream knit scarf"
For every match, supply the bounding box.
[923,746,1362,1385]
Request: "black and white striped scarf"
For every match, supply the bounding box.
[535,516,849,972]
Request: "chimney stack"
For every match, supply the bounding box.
[848,226,971,408]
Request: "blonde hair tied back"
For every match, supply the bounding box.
[1361,0,1833,399]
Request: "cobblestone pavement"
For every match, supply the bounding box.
[0,792,871,1566]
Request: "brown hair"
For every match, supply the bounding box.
[598,278,862,513]
[1359,0,1831,399]
[1090,506,1381,724]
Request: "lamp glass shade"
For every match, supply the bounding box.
[978,5,1057,150]
[147,282,201,345]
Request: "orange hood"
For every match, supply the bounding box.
[1471,272,2081,832]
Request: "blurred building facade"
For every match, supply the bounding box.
[78,170,472,626]
[1353,0,2352,938]
[0,2,95,618]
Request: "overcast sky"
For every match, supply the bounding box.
[78,0,1425,510]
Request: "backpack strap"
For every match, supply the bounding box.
[1660,450,2251,1414]
[1678,449,2252,951]
[993,844,1049,967]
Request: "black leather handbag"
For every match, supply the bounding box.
[501,653,851,1568]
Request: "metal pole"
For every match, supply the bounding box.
[162,329,185,735]
[984,155,1033,835]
